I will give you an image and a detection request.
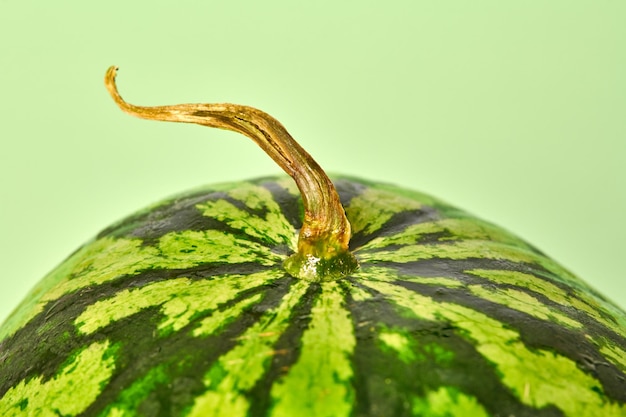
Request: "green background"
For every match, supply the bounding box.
[1,1,624,324]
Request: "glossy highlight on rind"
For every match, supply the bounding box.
[0,176,625,417]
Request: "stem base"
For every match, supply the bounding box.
[283,251,359,282]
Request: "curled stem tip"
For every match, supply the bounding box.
[105,66,358,281]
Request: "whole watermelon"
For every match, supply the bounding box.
[0,68,624,417]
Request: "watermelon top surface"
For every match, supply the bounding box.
[0,176,625,417]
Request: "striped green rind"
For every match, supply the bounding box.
[269,281,356,417]
[185,279,310,417]
[1,176,625,416]
[362,276,623,416]
[0,231,282,342]
[0,340,117,416]
[75,269,284,337]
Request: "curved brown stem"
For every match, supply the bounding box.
[104,66,358,281]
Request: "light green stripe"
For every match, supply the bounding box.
[269,281,356,417]
[467,284,582,328]
[103,408,125,417]
[364,264,581,366]
[412,386,490,417]
[598,339,626,373]
[469,269,570,302]
[379,328,417,363]
[356,265,464,288]
[187,280,310,417]
[346,281,374,301]
[158,230,281,266]
[193,293,264,337]
[98,365,169,417]
[197,182,297,248]
[2,230,283,342]
[377,325,455,367]
[363,280,626,417]
[359,240,537,264]
[358,218,535,252]
[359,240,581,288]
[470,269,626,338]
[345,187,423,235]
[75,269,282,335]
[0,340,116,416]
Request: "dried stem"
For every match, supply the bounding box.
[104,66,358,281]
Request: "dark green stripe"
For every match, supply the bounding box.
[350,208,441,251]
[96,188,227,242]
[261,179,303,230]
[245,283,321,417]
[333,177,369,207]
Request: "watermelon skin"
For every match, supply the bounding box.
[0,176,625,417]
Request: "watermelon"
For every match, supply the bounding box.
[0,67,625,417]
